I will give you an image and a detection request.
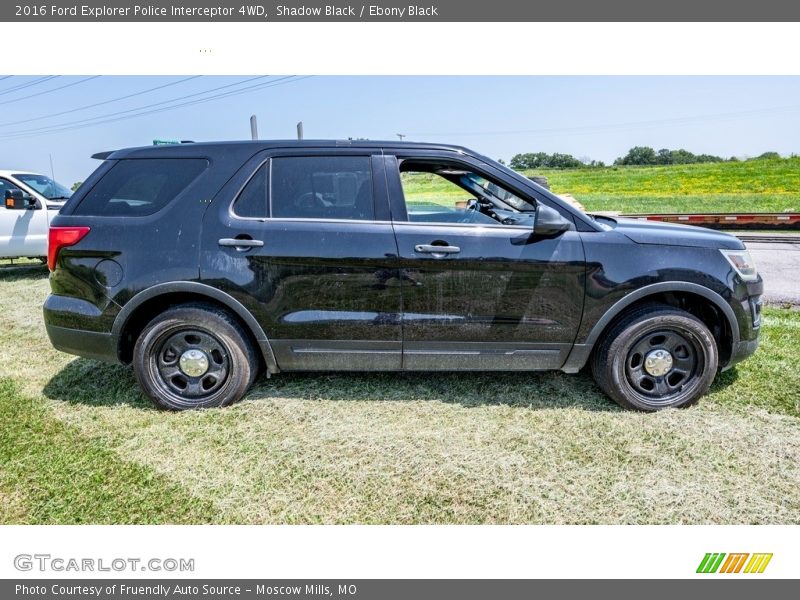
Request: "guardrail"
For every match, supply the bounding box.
[619,212,800,230]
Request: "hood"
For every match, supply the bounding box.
[607,217,744,250]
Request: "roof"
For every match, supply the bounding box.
[0,170,42,177]
[94,139,471,160]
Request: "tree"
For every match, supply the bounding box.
[669,149,699,164]
[509,152,550,169]
[757,151,780,160]
[616,146,658,165]
[616,146,722,166]
[655,148,673,164]
[71,181,83,191]
[509,152,584,169]
[548,153,583,168]
[694,153,723,163]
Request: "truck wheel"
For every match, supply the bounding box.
[133,304,259,410]
[591,305,718,411]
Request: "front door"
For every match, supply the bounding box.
[0,177,48,257]
[384,152,586,370]
[200,150,403,371]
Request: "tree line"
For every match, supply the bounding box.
[508,147,785,170]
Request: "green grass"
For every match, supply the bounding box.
[1,265,799,524]
[0,378,218,524]
[526,158,800,214]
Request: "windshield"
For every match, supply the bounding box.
[13,173,73,200]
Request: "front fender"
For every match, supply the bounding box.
[561,281,739,373]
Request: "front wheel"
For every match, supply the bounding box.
[591,305,718,411]
[133,304,259,410]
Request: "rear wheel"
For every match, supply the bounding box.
[133,304,258,410]
[591,305,718,411]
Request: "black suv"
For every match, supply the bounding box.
[44,141,762,411]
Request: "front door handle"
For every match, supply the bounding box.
[218,238,264,250]
[414,244,460,254]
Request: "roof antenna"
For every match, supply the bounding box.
[250,115,258,140]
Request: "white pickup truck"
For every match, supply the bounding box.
[1,170,73,259]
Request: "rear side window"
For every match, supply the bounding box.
[271,156,374,220]
[73,158,208,216]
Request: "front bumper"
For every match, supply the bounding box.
[726,337,760,369]
[722,277,763,370]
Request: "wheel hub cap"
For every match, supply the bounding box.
[179,349,210,377]
[644,349,673,377]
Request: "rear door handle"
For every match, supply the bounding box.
[414,244,460,254]
[218,238,264,249]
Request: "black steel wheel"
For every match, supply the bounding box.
[133,304,259,410]
[154,329,230,401]
[591,304,718,411]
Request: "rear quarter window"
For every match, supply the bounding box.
[72,158,208,216]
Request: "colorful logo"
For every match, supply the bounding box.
[696,553,773,574]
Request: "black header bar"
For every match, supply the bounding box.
[4,579,800,600]
[4,0,800,22]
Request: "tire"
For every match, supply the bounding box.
[591,304,718,411]
[133,303,259,410]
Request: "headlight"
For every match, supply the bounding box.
[720,249,758,281]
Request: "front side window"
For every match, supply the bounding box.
[399,160,535,226]
[73,158,208,216]
[270,156,374,220]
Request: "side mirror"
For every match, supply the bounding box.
[4,189,36,210]
[534,203,571,237]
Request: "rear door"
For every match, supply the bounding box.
[200,148,403,371]
[0,177,49,257]
[384,151,586,370]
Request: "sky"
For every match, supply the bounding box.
[1,75,799,186]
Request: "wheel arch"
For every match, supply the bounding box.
[112,281,279,374]
[562,281,739,373]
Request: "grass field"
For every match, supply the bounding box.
[531,157,800,213]
[1,264,799,524]
[403,158,800,214]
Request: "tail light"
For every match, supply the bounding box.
[48,226,90,271]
